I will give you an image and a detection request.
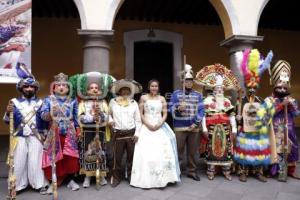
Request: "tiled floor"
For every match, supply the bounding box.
[1,170,300,200]
[1,134,300,200]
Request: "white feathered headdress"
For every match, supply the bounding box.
[183,64,194,80]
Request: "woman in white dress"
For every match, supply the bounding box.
[130,80,180,188]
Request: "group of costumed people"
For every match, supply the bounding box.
[3,48,300,199]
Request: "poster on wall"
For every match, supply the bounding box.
[0,0,31,83]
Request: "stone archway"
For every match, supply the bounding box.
[124,29,183,89]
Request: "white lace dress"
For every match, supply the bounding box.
[130,99,180,188]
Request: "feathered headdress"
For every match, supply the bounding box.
[182,64,194,80]
[239,48,273,89]
[15,63,40,92]
[69,71,116,99]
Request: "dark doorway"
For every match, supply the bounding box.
[134,41,173,98]
[134,41,174,127]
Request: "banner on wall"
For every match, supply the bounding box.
[0,0,31,83]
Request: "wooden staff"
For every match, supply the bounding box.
[284,99,289,164]
[51,123,58,200]
[94,99,102,190]
[50,120,60,200]
[278,99,289,182]
[237,89,243,131]
[7,102,16,200]
[182,55,186,102]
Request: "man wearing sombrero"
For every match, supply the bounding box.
[194,64,241,181]
[108,79,142,187]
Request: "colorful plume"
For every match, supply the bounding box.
[259,50,273,75]
[241,48,251,78]
[240,48,273,89]
[16,62,32,79]
[248,49,260,75]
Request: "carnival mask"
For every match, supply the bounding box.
[213,85,224,96]
[87,83,102,98]
[276,71,290,89]
[54,83,69,96]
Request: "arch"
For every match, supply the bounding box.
[124,29,183,89]
[73,0,86,28]
[209,0,270,38]
[73,0,124,30]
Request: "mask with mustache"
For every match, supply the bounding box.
[23,90,35,99]
[274,90,290,98]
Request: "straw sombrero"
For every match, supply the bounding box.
[110,79,143,94]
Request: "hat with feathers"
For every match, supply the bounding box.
[238,48,273,89]
[182,64,194,80]
[15,63,39,92]
[69,71,116,99]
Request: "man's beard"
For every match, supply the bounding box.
[185,87,192,93]
[274,90,290,98]
[215,94,224,109]
[23,91,35,99]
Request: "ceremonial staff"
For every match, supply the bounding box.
[51,122,58,200]
[7,101,16,200]
[94,98,102,190]
[182,55,186,102]
[47,98,59,200]
[236,89,243,131]
[278,98,289,182]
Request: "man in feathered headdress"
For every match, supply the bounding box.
[195,64,239,181]
[233,49,273,182]
[169,64,204,181]
[74,72,114,188]
[3,63,47,193]
[263,60,300,180]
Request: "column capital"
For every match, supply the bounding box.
[77,29,114,43]
[78,29,114,37]
[77,29,114,50]
[220,35,264,53]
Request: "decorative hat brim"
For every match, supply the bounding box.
[195,64,240,90]
[110,79,143,94]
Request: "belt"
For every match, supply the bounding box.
[113,128,135,135]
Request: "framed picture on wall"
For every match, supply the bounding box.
[0,0,31,83]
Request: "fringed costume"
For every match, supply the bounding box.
[233,49,274,182]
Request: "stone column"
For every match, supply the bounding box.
[78,30,114,73]
[220,35,264,101]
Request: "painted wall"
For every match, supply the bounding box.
[0,18,300,134]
